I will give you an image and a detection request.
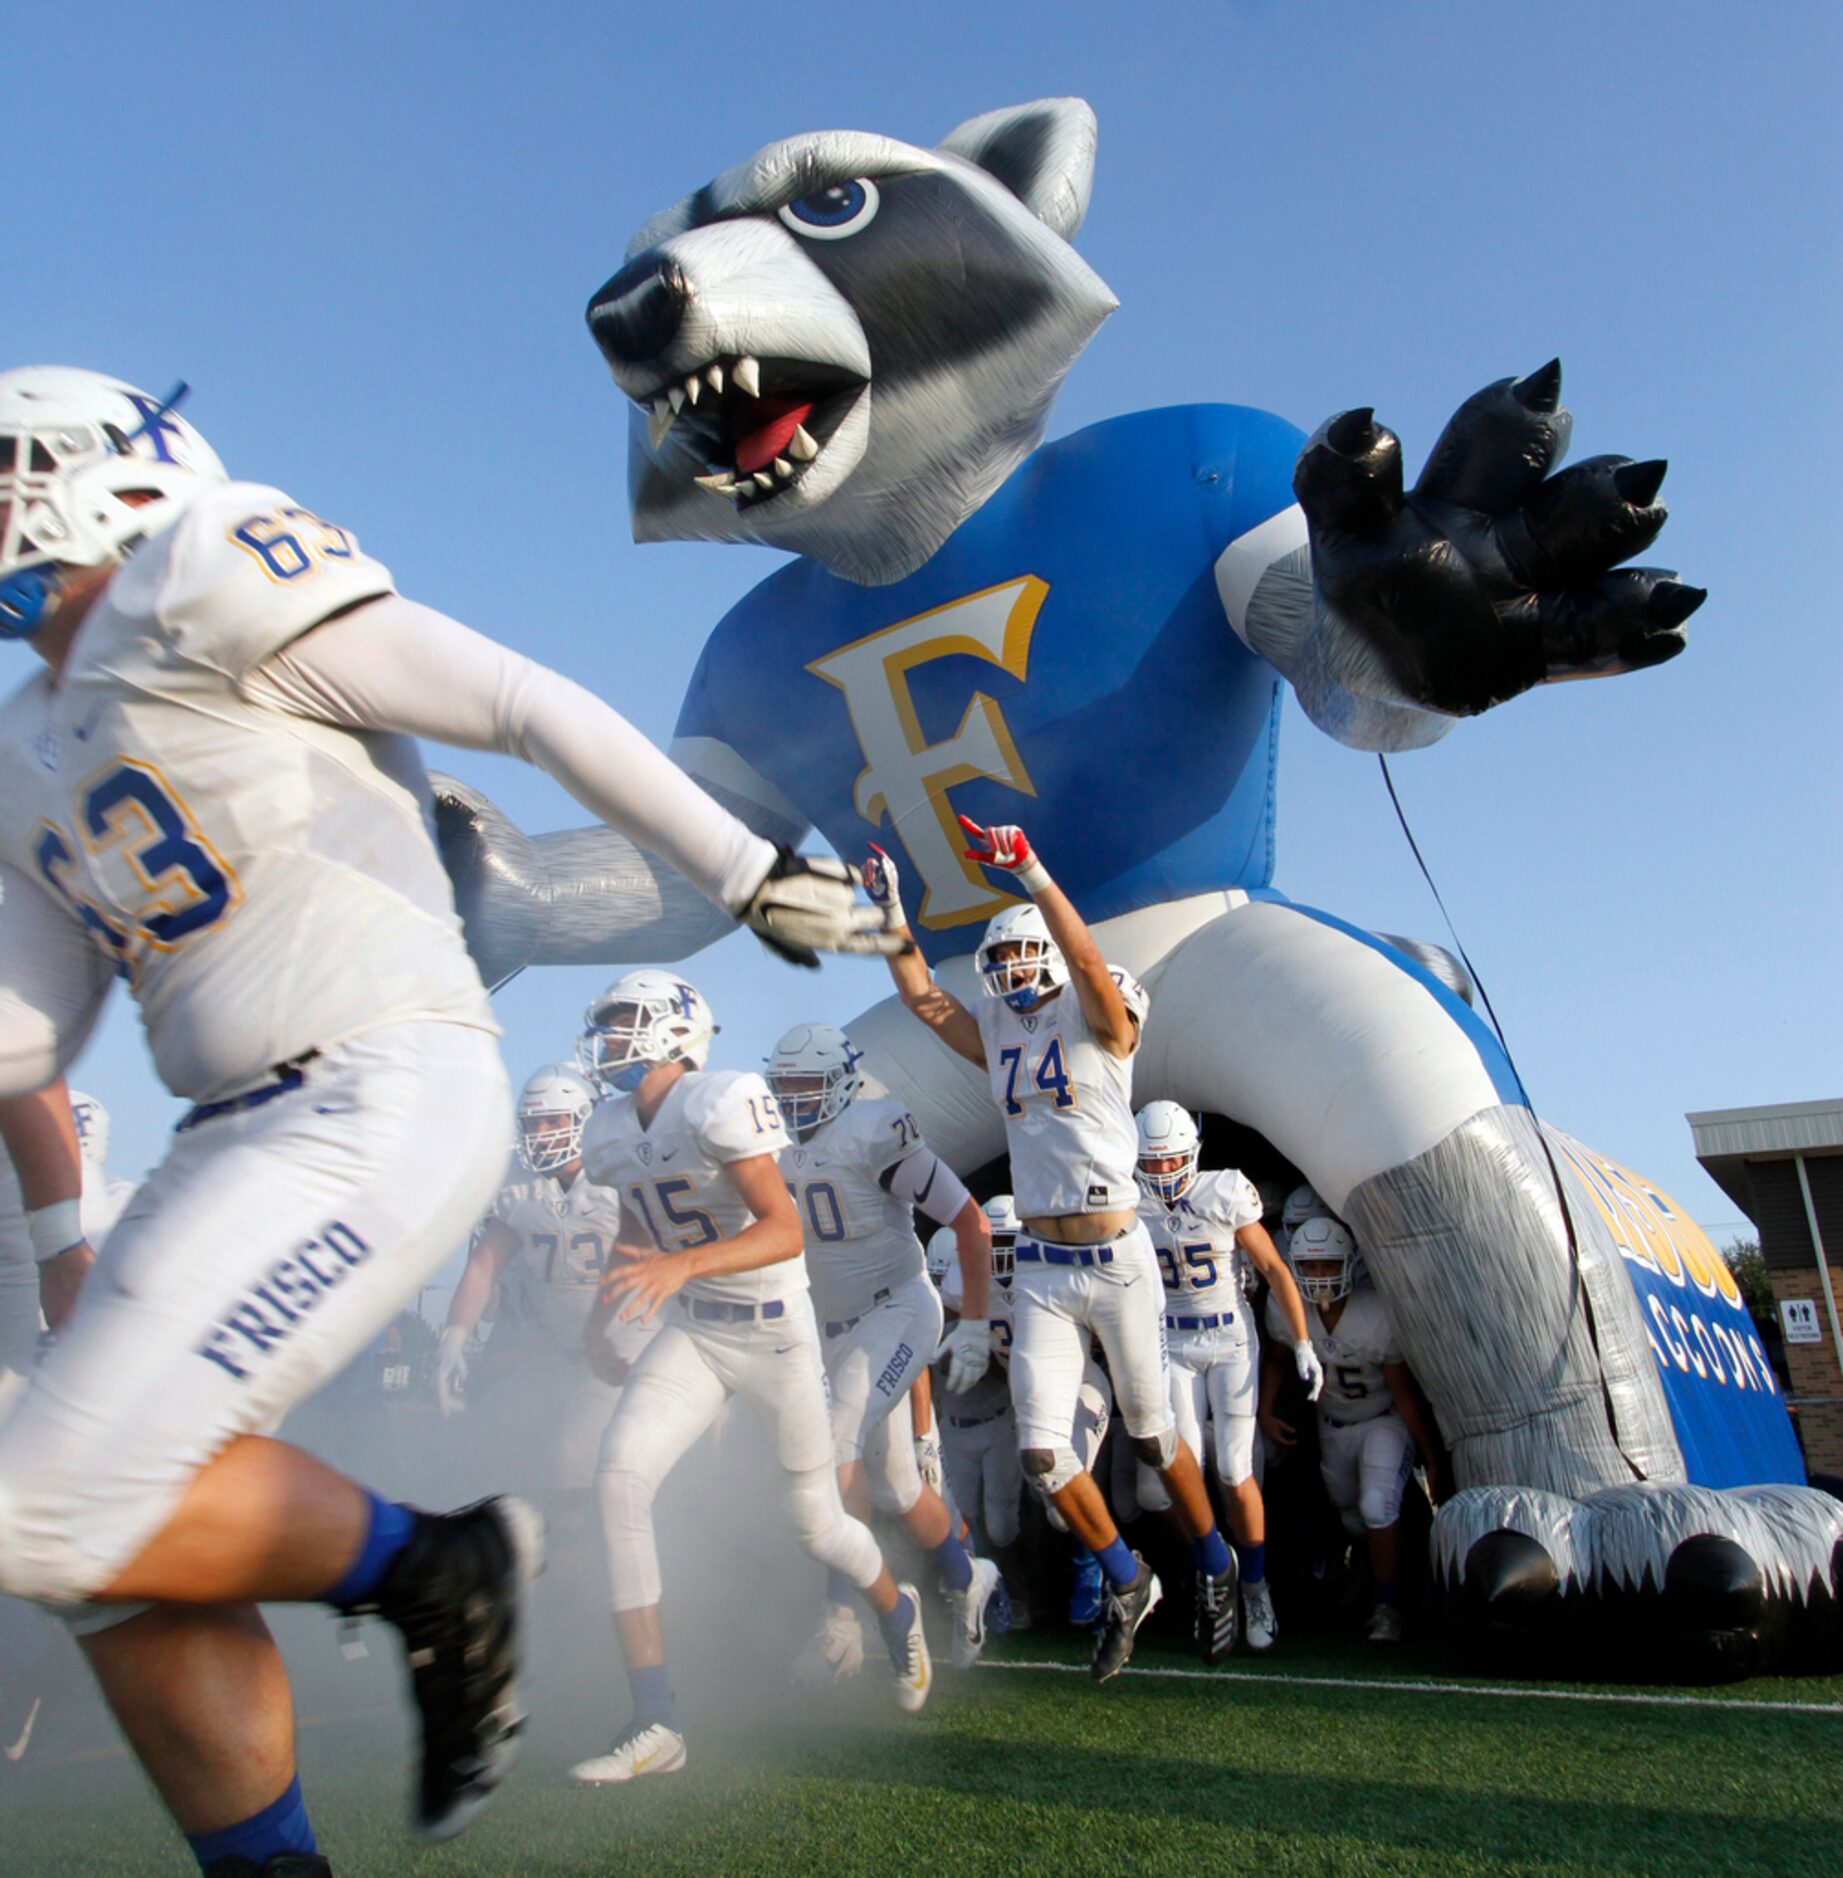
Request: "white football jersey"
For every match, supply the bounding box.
[1267,1284,1401,1423]
[1139,1169,1261,1316]
[939,1257,1015,1419]
[973,967,1149,1218]
[0,482,492,1103]
[482,1159,626,1352]
[782,1096,930,1323]
[579,1068,801,1308]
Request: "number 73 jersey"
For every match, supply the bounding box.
[484,1160,627,1352]
[579,1068,805,1311]
[0,479,489,1102]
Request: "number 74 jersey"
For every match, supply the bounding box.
[0,479,489,1102]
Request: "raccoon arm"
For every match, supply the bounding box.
[1216,509,1454,754]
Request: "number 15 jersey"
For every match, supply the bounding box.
[0,481,491,1102]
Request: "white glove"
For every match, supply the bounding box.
[1294,1338,1325,1402]
[861,841,906,930]
[740,847,907,968]
[943,1316,993,1394]
[913,1426,944,1497]
[435,1326,469,1417]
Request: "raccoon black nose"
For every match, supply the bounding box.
[586,258,692,367]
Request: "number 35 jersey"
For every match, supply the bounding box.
[0,480,491,1102]
[973,968,1149,1219]
[1267,1284,1402,1424]
[783,1095,930,1325]
[1138,1168,1261,1315]
[484,1161,626,1353]
[579,1068,803,1310]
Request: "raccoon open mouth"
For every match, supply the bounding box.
[637,355,866,508]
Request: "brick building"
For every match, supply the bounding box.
[1689,1097,1843,1477]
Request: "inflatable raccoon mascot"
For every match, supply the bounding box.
[439,100,1841,1674]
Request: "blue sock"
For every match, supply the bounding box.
[1095,1534,1138,1590]
[876,1590,916,1651]
[1237,1541,1267,1586]
[929,1530,975,1593]
[1375,1579,1400,1607]
[826,1567,857,1606]
[325,1491,417,1608]
[186,1774,316,1871]
[1191,1527,1233,1577]
[627,1663,676,1731]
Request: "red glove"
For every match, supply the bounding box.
[957,815,1051,894]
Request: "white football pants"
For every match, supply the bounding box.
[824,1273,942,1473]
[0,1022,510,1606]
[1319,1411,1416,1533]
[597,1292,883,1613]
[941,1401,1023,1549]
[1136,1313,1260,1512]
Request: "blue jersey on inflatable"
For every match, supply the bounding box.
[677,404,1304,966]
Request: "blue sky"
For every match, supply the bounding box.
[6,1,1837,1239]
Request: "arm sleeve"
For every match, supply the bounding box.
[885,1146,972,1227]
[243,595,776,915]
[0,861,112,1098]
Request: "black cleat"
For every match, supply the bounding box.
[1195,1558,1240,1665]
[1091,1556,1162,1683]
[347,1496,544,1841]
[201,1857,333,1876]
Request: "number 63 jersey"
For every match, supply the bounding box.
[579,1067,804,1311]
[0,480,491,1102]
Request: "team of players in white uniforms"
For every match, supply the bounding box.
[0,366,1448,1871]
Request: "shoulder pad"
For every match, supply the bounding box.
[688,1069,789,1162]
[1104,964,1150,1025]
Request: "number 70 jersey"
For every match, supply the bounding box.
[0,479,489,1102]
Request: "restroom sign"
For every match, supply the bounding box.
[1780,1298,1823,1345]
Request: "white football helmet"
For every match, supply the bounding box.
[515,1062,597,1174]
[766,1021,864,1141]
[67,1088,109,1168]
[975,902,1068,1012]
[0,367,226,638]
[1134,1101,1201,1202]
[578,970,716,1094]
[1289,1216,1357,1303]
[1283,1184,1326,1237]
[985,1193,1020,1285]
[925,1224,958,1288]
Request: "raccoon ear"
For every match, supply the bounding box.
[938,98,1098,240]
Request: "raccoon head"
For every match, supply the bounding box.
[588,99,1117,586]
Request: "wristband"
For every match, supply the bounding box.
[1014,856,1052,896]
[29,1200,84,1264]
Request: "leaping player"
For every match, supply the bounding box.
[572,973,930,1785]
[767,1021,1002,1679]
[870,826,1243,1677]
[1132,1102,1325,1652]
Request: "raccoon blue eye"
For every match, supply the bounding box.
[778,178,880,241]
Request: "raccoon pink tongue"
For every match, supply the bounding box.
[733,399,814,475]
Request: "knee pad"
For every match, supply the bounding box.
[1022,1444,1082,1496]
[784,1465,881,1589]
[1131,1426,1178,1472]
[1360,1488,1401,1532]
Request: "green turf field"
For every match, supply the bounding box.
[11,1618,1842,1877]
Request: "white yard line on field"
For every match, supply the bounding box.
[979,1657,1843,1716]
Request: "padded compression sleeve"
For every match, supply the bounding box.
[885,1147,971,1228]
[244,595,776,914]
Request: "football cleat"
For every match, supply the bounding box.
[353,1496,544,1841]
[569,1719,688,1784]
[1091,1557,1162,1683]
[1003,1591,1033,1634]
[1242,1579,1278,1654]
[886,1584,932,1713]
[1367,1602,1405,1645]
[950,1555,1002,1670]
[791,1604,865,1684]
[1195,1560,1239,1665]
[1068,1548,1104,1628]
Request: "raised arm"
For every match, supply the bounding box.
[1237,1220,1324,1401]
[863,844,985,1067]
[956,818,1134,1057]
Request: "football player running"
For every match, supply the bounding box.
[870,828,1241,1678]
[1259,1217,1449,1643]
[572,974,929,1785]
[768,1022,1003,1681]
[1132,1103,1324,1653]
[0,367,895,1874]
